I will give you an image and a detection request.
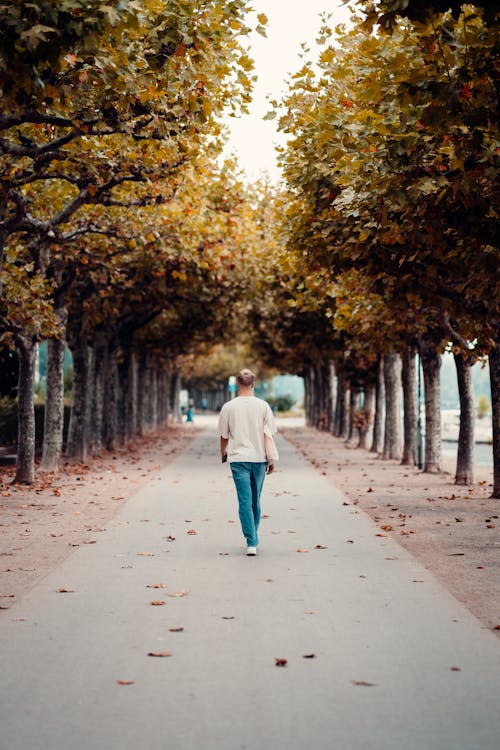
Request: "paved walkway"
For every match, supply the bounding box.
[1,419,500,750]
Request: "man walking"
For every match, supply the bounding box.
[218,369,276,556]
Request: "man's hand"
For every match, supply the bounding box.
[221,453,228,463]
[266,462,274,474]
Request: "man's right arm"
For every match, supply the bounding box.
[220,436,229,462]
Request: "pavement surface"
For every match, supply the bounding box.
[1,417,500,750]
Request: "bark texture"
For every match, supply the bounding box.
[66,335,89,461]
[454,352,475,485]
[420,340,442,473]
[41,332,66,470]
[489,339,500,498]
[371,356,385,453]
[88,334,106,453]
[358,383,375,450]
[14,339,36,484]
[401,348,418,466]
[347,390,360,445]
[383,353,402,460]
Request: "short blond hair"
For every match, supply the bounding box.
[237,368,256,387]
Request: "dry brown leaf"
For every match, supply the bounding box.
[165,536,176,542]
[148,651,173,658]
[450,666,462,672]
[169,627,184,632]
[117,679,134,685]
[150,600,166,606]
[56,587,75,593]
[137,552,155,557]
[302,653,316,659]
[351,680,376,687]
[380,525,392,532]
[187,529,198,535]
[222,616,235,620]
[297,548,309,553]
[169,591,189,597]
[375,533,387,538]
[147,583,167,589]
[314,544,327,549]
[304,610,316,615]
[275,658,288,667]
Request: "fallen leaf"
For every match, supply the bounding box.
[187,529,198,535]
[147,583,167,589]
[275,658,288,667]
[219,552,230,556]
[493,625,500,631]
[56,587,74,593]
[351,680,376,687]
[169,627,184,632]
[486,524,496,529]
[450,666,461,672]
[304,610,316,615]
[297,548,309,553]
[367,487,374,493]
[148,651,172,658]
[375,533,387,538]
[380,525,392,532]
[222,616,235,620]
[117,679,134,685]
[150,600,166,606]
[302,653,316,659]
[346,540,354,544]
[168,591,189,597]
[314,544,327,549]
[138,552,155,557]
[165,536,176,542]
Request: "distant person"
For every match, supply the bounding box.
[186,406,194,423]
[218,369,277,556]
[201,397,208,413]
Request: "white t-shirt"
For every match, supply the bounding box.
[218,396,276,463]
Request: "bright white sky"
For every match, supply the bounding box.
[223,0,353,181]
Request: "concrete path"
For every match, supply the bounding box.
[1,418,500,750]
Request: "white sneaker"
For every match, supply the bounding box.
[246,546,257,556]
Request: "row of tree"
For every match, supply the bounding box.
[0,1,270,482]
[248,0,499,496]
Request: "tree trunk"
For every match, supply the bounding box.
[14,338,36,484]
[347,390,360,445]
[383,353,402,460]
[340,380,350,440]
[454,352,475,485]
[66,335,89,462]
[171,370,182,423]
[329,362,337,433]
[420,341,442,473]
[41,327,66,471]
[359,383,375,450]
[371,356,385,453]
[103,345,118,452]
[401,347,418,466]
[489,336,500,498]
[88,333,106,454]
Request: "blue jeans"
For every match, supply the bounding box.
[230,462,267,547]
